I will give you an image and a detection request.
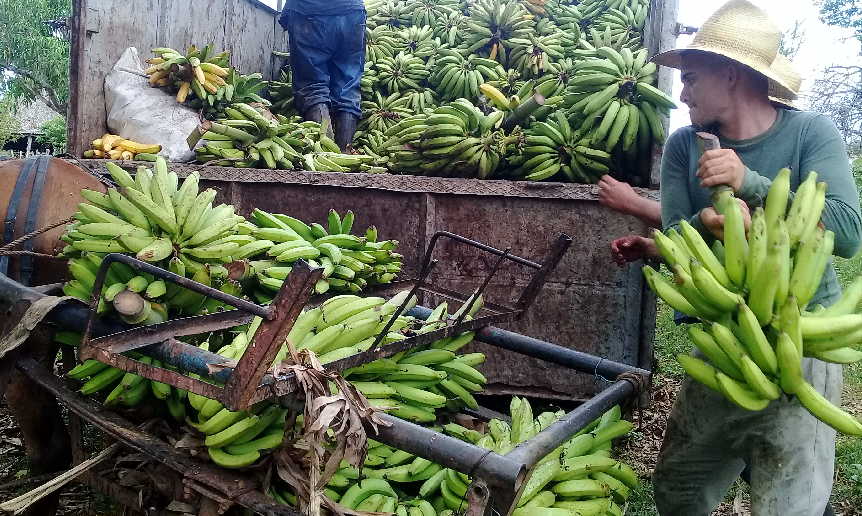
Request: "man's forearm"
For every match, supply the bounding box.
[627,196,663,229]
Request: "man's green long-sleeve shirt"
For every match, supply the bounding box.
[660,108,862,307]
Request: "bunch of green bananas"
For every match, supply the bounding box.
[515,111,612,182]
[190,70,271,120]
[396,24,440,58]
[507,33,566,78]
[375,51,431,94]
[360,91,416,134]
[461,0,533,63]
[195,104,374,171]
[267,69,298,118]
[563,45,670,156]
[354,128,388,158]
[645,169,862,436]
[245,208,402,299]
[144,44,231,105]
[367,0,413,28]
[265,401,637,514]
[433,9,467,47]
[432,50,507,101]
[594,5,648,49]
[366,25,401,63]
[381,99,512,179]
[182,293,484,470]
[61,158,250,318]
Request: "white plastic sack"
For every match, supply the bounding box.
[105,47,199,162]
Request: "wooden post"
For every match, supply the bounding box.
[25,135,32,157]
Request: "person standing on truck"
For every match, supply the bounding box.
[613,1,860,514]
[279,0,365,151]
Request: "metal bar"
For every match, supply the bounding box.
[504,379,637,467]
[368,260,437,350]
[474,326,652,379]
[515,233,572,310]
[420,231,543,272]
[102,254,272,317]
[224,261,321,410]
[370,413,525,485]
[81,310,253,357]
[453,249,509,327]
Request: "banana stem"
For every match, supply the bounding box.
[502,93,546,131]
[113,289,146,317]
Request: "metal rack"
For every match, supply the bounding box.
[77,231,571,411]
[0,230,651,515]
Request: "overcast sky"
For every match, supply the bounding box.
[261,0,861,131]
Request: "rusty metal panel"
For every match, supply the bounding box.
[423,195,652,397]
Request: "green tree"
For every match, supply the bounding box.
[35,116,66,153]
[0,0,71,115]
[0,97,21,150]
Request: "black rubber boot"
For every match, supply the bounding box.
[303,103,334,140]
[334,112,359,152]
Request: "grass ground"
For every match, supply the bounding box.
[622,253,862,515]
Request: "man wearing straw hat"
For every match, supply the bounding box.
[598,54,802,263]
[645,1,862,514]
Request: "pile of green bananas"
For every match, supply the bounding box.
[244,207,403,300]
[265,399,637,515]
[267,69,295,116]
[645,169,862,435]
[461,0,533,63]
[511,111,613,182]
[172,293,484,470]
[564,45,671,155]
[194,103,376,172]
[432,50,507,101]
[61,158,249,319]
[379,99,516,178]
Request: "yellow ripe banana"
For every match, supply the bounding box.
[176,81,191,103]
[101,134,124,152]
[203,71,227,86]
[117,140,162,155]
[479,83,511,110]
[192,65,206,86]
[147,70,168,86]
[200,62,229,77]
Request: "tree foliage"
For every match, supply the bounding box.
[0,0,71,116]
[35,116,66,152]
[0,97,21,151]
[819,0,862,44]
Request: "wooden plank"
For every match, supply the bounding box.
[647,0,680,188]
[69,0,159,156]
[227,3,281,80]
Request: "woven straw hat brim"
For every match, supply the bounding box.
[652,48,798,101]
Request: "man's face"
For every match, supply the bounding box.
[679,54,732,128]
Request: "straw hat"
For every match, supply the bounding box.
[652,0,797,101]
[768,54,802,109]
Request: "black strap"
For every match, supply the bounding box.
[20,155,51,286]
[0,158,37,276]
